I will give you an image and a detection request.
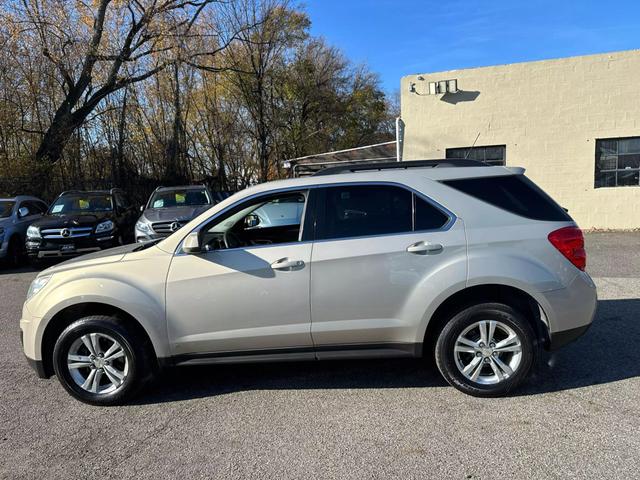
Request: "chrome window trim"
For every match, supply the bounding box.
[175,181,456,254]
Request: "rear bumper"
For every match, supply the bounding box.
[548,324,592,350]
[541,271,597,350]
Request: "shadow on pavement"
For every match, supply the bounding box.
[136,298,640,404]
[518,298,640,396]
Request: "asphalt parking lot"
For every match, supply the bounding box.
[1,232,639,479]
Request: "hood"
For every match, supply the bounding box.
[142,205,212,223]
[0,217,10,228]
[32,212,114,229]
[40,242,140,275]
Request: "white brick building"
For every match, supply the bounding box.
[400,50,640,229]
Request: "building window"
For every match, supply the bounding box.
[595,137,640,188]
[446,145,506,166]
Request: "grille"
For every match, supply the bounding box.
[151,221,184,235]
[41,227,93,239]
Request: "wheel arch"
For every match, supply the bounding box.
[422,284,549,359]
[40,302,158,378]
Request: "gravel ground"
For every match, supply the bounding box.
[1,232,639,479]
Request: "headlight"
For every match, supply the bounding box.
[135,220,151,234]
[95,220,114,234]
[27,225,41,239]
[27,275,52,300]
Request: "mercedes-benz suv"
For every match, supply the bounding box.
[20,160,597,405]
[26,189,137,262]
[134,185,214,242]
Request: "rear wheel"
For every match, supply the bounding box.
[52,315,154,405]
[435,303,536,397]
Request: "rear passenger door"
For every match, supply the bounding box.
[309,183,467,356]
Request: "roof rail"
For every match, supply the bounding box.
[313,159,488,176]
[59,190,83,196]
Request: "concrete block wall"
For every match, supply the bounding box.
[400,50,640,229]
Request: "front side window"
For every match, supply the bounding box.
[595,137,640,188]
[316,185,449,241]
[149,189,211,209]
[49,194,113,215]
[201,192,307,250]
[0,201,15,218]
[446,145,506,166]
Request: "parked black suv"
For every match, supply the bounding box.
[26,189,137,262]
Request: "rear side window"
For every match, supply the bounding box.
[317,185,412,240]
[442,175,571,221]
[315,185,450,240]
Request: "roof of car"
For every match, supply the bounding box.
[154,185,208,192]
[244,163,524,194]
[0,195,45,202]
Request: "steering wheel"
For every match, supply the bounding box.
[223,230,243,249]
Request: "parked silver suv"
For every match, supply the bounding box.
[20,161,597,405]
[135,185,214,242]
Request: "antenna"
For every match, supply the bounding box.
[464,132,481,159]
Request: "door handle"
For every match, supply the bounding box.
[406,241,443,255]
[270,258,305,270]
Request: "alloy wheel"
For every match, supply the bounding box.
[453,320,523,385]
[66,333,129,394]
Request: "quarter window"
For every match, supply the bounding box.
[316,185,449,240]
[415,196,449,230]
[446,145,506,166]
[595,137,640,188]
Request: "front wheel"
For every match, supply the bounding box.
[435,303,536,397]
[52,315,154,405]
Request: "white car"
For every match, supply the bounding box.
[20,160,597,405]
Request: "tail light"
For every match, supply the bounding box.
[548,226,586,271]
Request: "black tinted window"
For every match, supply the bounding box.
[415,196,449,230]
[442,175,571,221]
[318,185,412,240]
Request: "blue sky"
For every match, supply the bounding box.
[305,0,640,93]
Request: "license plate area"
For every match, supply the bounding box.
[60,244,76,252]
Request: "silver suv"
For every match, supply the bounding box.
[20,161,597,405]
[135,185,214,242]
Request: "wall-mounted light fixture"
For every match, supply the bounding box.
[428,79,458,95]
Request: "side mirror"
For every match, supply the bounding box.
[182,232,202,254]
[18,207,30,218]
[244,214,260,228]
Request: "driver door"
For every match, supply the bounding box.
[165,189,314,359]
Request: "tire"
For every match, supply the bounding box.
[435,303,536,397]
[52,315,155,406]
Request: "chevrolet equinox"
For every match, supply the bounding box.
[20,160,597,405]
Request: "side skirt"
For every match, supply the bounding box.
[164,343,422,367]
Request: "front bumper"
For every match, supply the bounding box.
[26,234,119,259]
[20,309,51,378]
[541,270,598,350]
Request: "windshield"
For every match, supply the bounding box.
[0,201,15,218]
[148,189,211,209]
[49,194,113,215]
